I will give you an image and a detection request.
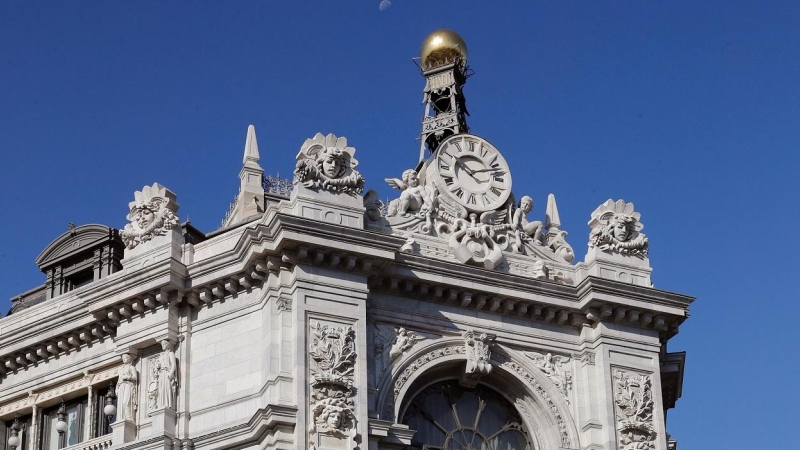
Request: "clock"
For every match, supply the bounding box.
[432,134,512,211]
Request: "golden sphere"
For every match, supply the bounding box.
[420,29,468,70]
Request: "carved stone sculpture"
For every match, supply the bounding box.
[509,195,544,252]
[115,353,138,422]
[389,328,423,362]
[385,169,436,218]
[148,340,178,411]
[120,183,180,250]
[588,199,649,258]
[463,330,494,385]
[613,369,656,450]
[524,351,573,404]
[293,133,365,195]
[308,322,358,448]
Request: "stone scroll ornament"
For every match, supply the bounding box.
[294,133,365,196]
[120,182,179,250]
[524,351,573,405]
[588,199,649,258]
[613,369,657,450]
[308,322,358,449]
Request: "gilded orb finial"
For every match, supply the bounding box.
[420,29,468,71]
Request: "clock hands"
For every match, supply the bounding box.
[453,158,476,176]
[470,167,502,174]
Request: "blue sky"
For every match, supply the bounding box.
[1,1,798,448]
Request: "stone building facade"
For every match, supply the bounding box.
[0,31,690,450]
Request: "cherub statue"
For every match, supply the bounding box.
[509,196,544,252]
[385,169,434,217]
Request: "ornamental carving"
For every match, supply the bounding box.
[463,330,494,384]
[294,133,365,195]
[495,355,571,448]
[120,182,179,250]
[376,167,575,272]
[524,351,573,404]
[373,325,425,384]
[588,199,649,258]
[308,321,357,448]
[613,369,657,450]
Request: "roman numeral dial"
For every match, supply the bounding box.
[433,134,512,212]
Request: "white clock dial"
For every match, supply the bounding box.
[433,134,511,211]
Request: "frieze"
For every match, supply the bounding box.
[0,365,118,415]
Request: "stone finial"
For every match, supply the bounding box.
[222,125,266,228]
[120,183,179,250]
[588,199,648,258]
[293,133,365,195]
[243,124,260,166]
[545,193,561,230]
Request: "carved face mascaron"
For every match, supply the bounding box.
[133,205,156,230]
[433,134,511,211]
[320,150,347,179]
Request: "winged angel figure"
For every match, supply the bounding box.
[385,169,436,217]
[525,351,573,402]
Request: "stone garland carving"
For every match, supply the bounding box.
[147,340,178,411]
[613,369,656,450]
[588,199,649,258]
[308,322,358,448]
[524,351,573,404]
[116,353,139,423]
[376,170,576,271]
[120,182,180,250]
[294,133,365,195]
[463,330,495,380]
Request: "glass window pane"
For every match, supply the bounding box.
[454,392,479,428]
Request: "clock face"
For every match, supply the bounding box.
[433,134,512,211]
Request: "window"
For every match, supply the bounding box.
[3,416,32,450]
[402,381,532,450]
[41,399,88,450]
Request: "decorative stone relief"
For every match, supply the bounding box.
[308,321,358,448]
[613,369,656,450]
[463,330,494,384]
[276,296,292,311]
[524,351,573,404]
[147,340,178,411]
[120,183,179,250]
[588,199,649,258]
[294,133,365,195]
[116,353,139,423]
[373,325,425,383]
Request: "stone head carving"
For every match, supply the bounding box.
[588,199,648,257]
[294,133,365,195]
[519,195,533,214]
[120,183,180,250]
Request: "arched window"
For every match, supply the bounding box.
[402,380,532,450]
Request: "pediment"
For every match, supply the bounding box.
[35,224,117,269]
